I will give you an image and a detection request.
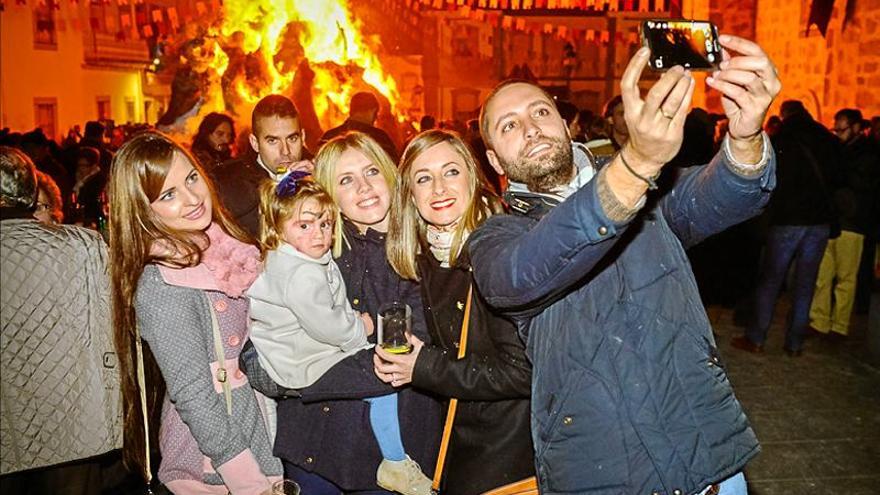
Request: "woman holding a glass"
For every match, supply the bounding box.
[376,130,535,494]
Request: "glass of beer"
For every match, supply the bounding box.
[378,302,412,354]
[272,480,301,495]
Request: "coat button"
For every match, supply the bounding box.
[228,335,240,347]
[305,457,313,464]
[673,490,683,495]
[562,416,573,425]
[352,298,359,306]
[214,300,228,312]
[322,406,330,413]
[598,226,608,236]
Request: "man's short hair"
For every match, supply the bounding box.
[834,108,863,127]
[780,100,809,120]
[84,121,105,141]
[251,95,299,136]
[419,115,436,131]
[350,92,379,115]
[602,95,623,119]
[478,79,555,147]
[0,146,38,209]
[77,146,101,166]
[556,101,579,126]
[20,130,49,149]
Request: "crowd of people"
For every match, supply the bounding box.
[2,32,878,495]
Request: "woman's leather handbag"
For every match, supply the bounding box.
[430,285,538,495]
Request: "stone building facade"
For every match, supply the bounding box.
[700,0,880,124]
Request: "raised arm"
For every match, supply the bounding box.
[659,139,775,249]
[661,35,781,246]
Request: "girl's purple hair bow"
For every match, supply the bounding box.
[275,170,312,198]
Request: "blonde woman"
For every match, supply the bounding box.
[108,132,281,494]
[377,130,535,494]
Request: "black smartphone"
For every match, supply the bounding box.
[641,19,721,71]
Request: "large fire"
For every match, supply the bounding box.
[175,0,402,139]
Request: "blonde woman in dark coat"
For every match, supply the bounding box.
[378,130,535,495]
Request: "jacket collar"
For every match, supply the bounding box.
[504,142,596,220]
[0,206,36,221]
[342,220,386,243]
[278,242,332,265]
[256,155,285,182]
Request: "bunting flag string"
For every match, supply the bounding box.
[10,0,652,48]
[416,0,668,11]
[409,0,667,46]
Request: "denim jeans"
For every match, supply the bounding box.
[699,472,747,495]
[747,225,830,351]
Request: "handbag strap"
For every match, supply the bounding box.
[134,328,154,494]
[431,284,473,492]
[207,294,233,416]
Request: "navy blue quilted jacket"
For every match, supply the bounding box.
[469,146,775,495]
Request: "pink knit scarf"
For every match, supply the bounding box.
[158,223,261,298]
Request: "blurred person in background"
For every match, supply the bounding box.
[320,92,399,162]
[419,115,436,132]
[192,112,236,172]
[734,100,840,357]
[34,170,63,224]
[555,100,582,142]
[810,108,880,340]
[20,129,72,206]
[586,95,625,160]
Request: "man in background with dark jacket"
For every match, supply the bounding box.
[734,100,840,356]
[470,35,780,494]
[809,108,880,340]
[319,92,398,162]
[211,94,312,238]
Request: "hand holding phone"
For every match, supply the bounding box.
[641,19,721,71]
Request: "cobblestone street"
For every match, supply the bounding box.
[710,302,880,495]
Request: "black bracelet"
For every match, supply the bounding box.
[618,149,658,190]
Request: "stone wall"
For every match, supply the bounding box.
[751,0,880,124]
[705,0,758,111]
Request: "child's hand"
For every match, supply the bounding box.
[361,312,375,336]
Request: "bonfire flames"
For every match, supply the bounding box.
[163,0,402,143]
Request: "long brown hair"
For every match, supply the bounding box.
[108,131,250,481]
[387,130,503,280]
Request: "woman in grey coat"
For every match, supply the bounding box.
[108,132,281,495]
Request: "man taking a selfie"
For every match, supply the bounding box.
[470,35,781,494]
